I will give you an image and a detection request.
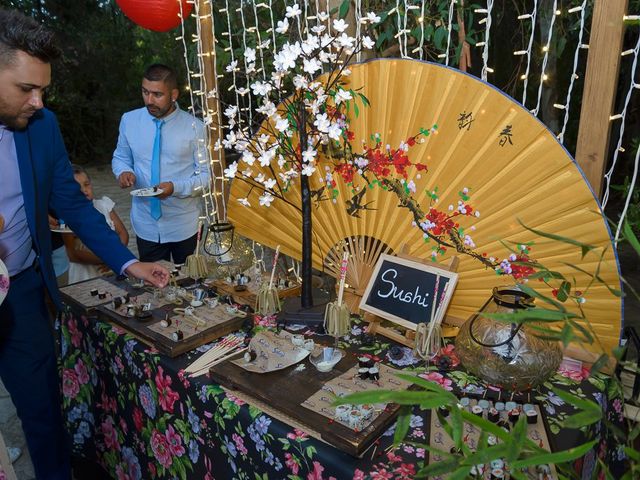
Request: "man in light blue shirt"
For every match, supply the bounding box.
[112,64,209,264]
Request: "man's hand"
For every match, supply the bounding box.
[125,262,170,288]
[155,181,174,199]
[47,214,59,229]
[118,172,136,188]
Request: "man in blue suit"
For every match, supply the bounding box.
[0,10,170,479]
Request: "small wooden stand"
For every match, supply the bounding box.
[364,248,460,348]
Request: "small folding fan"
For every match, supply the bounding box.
[227,59,622,356]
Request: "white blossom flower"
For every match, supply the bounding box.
[264,178,277,190]
[311,25,326,34]
[241,168,253,177]
[255,173,266,184]
[277,154,286,168]
[362,35,375,50]
[224,161,238,179]
[274,44,299,72]
[285,4,302,18]
[258,148,276,167]
[407,180,416,193]
[236,87,249,96]
[275,18,289,34]
[342,68,352,76]
[334,88,352,105]
[464,234,476,248]
[327,122,342,140]
[301,162,316,176]
[301,35,320,54]
[241,150,255,166]
[319,50,335,64]
[251,81,272,96]
[399,141,409,152]
[336,33,355,48]
[244,47,256,64]
[225,60,238,72]
[366,12,381,24]
[313,113,330,133]
[257,134,270,148]
[275,116,289,133]
[256,101,277,117]
[332,19,348,33]
[317,11,329,22]
[224,105,238,119]
[237,197,251,207]
[303,58,322,75]
[259,192,275,207]
[222,131,237,150]
[293,75,308,89]
[302,147,317,163]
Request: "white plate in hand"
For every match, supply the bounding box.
[130,187,164,197]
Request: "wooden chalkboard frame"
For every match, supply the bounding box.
[359,254,458,331]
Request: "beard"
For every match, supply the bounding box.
[0,105,36,130]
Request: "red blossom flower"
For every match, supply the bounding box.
[232,433,248,456]
[74,359,90,385]
[352,469,365,480]
[425,208,455,236]
[434,344,460,368]
[284,453,300,475]
[165,425,185,457]
[307,461,326,480]
[101,417,120,451]
[386,451,402,463]
[154,366,179,413]
[133,407,144,432]
[177,369,191,389]
[510,254,536,279]
[287,428,309,441]
[68,317,83,348]
[62,369,80,399]
[370,467,394,480]
[150,429,172,469]
[394,463,416,479]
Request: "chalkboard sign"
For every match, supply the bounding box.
[359,254,458,330]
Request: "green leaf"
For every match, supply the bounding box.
[623,220,640,256]
[419,457,460,476]
[434,26,447,50]
[505,417,527,461]
[517,219,596,258]
[557,281,571,302]
[588,354,609,377]
[339,0,350,19]
[511,440,597,468]
[394,407,411,445]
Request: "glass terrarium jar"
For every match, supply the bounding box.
[455,287,562,391]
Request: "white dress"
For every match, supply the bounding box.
[68,196,117,284]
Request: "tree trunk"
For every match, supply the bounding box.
[300,172,314,308]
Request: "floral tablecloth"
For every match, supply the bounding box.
[57,309,626,480]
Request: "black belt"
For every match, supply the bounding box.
[9,258,39,281]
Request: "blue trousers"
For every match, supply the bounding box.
[0,265,71,480]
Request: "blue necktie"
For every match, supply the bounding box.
[151,119,163,220]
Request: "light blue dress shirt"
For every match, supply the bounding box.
[0,125,36,276]
[112,106,209,243]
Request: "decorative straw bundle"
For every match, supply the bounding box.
[414,275,445,360]
[255,245,281,315]
[323,251,351,346]
[185,221,208,280]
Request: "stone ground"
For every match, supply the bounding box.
[1,165,639,479]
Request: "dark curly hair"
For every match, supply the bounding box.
[0,9,60,66]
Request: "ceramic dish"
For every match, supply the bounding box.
[130,187,164,197]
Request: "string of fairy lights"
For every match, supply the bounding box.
[602,19,640,246]
[532,1,559,117]
[444,0,456,66]
[476,1,494,81]
[516,1,538,107]
[555,1,588,144]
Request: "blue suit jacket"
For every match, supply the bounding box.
[13,108,135,306]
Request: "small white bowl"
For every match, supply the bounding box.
[309,347,343,372]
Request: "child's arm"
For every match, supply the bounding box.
[62,233,105,265]
[110,210,129,246]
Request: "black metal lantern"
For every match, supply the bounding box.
[203,222,235,262]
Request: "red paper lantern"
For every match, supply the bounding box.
[116,0,194,32]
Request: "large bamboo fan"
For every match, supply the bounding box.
[228,59,622,356]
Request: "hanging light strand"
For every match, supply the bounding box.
[557,1,588,144]
[445,0,456,65]
[478,0,494,81]
[602,28,640,216]
[416,0,426,60]
[355,0,363,62]
[532,1,559,116]
[518,0,538,107]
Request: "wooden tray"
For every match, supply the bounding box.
[209,280,301,308]
[209,345,407,457]
[99,303,246,357]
